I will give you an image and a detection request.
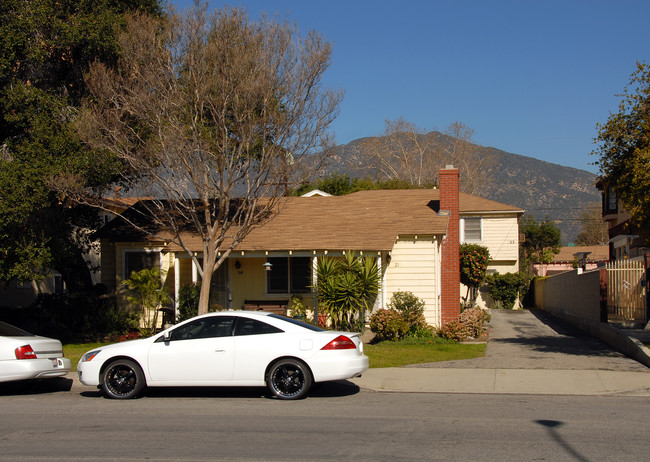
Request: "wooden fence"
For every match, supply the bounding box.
[606,258,647,323]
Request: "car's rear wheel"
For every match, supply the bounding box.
[266,358,312,400]
[102,359,145,399]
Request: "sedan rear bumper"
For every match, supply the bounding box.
[309,354,369,383]
[0,357,71,383]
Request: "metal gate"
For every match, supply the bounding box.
[606,258,647,323]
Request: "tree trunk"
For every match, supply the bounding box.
[197,245,217,315]
[197,273,212,315]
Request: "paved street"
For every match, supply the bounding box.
[1,384,650,461]
[2,309,650,460]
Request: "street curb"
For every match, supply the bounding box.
[602,324,650,368]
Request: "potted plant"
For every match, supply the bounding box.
[289,296,308,320]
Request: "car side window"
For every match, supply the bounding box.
[170,316,235,341]
[234,318,283,336]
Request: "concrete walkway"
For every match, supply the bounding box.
[351,310,650,396]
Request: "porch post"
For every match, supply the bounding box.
[174,255,180,319]
[377,253,384,308]
[192,257,199,284]
[312,256,318,320]
[643,253,650,323]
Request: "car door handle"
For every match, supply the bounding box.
[215,349,226,353]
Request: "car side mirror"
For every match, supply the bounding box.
[163,330,171,342]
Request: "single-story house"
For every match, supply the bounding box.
[533,245,609,277]
[97,167,524,327]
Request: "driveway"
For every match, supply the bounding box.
[411,309,649,371]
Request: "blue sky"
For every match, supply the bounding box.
[172,0,650,173]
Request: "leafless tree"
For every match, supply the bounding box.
[441,121,493,195]
[62,5,342,314]
[359,118,492,192]
[575,204,609,246]
[360,117,439,186]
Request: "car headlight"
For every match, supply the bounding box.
[81,350,101,362]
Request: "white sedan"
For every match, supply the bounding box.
[0,321,71,382]
[78,311,369,400]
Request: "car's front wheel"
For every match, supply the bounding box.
[266,358,312,400]
[102,359,145,399]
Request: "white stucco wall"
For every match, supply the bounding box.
[383,235,442,327]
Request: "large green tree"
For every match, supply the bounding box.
[592,62,650,242]
[0,0,162,288]
[294,173,427,196]
[519,215,561,272]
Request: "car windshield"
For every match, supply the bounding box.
[269,314,325,332]
[0,321,33,336]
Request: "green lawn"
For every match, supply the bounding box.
[64,342,109,372]
[364,341,486,368]
[64,339,487,371]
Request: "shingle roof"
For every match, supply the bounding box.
[238,190,448,251]
[553,246,610,262]
[102,189,524,252]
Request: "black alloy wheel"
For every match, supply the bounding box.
[102,359,145,399]
[266,358,312,400]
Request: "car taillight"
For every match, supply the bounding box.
[15,345,37,360]
[321,335,356,350]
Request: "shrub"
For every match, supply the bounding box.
[388,291,428,334]
[460,243,491,306]
[177,283,201,322]
[370,292,431,341]
[439,307,490,342]
[34,291,139,341]
[388,291,425,315]
[486,272,528,309]
[369,309,408,342]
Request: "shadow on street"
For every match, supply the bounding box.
[79,379,360,400]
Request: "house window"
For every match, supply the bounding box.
[267,257,311,294]
[54,274,64,295]
[123,250,161,279]
[606,189,617,213]
[461,217,482,242]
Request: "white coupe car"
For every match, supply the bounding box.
[0,321,71,382]
[78,311,369,400]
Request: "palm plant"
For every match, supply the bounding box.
[315,252,380,331]
[123,267,171,334]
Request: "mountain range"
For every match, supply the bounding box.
[318,132,601,244]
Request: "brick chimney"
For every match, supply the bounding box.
[439,165,460,325]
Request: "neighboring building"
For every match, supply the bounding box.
[533,245,609,277]
[97,167,524,327]
[0,273,65,308]
[0,195,142,308]
[597,180,647,260]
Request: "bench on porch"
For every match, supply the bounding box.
[243,299,289,315]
